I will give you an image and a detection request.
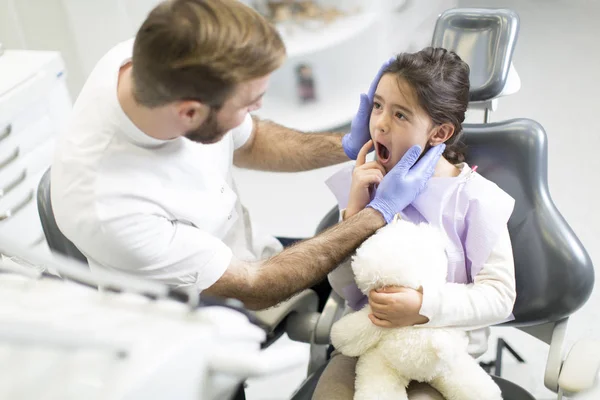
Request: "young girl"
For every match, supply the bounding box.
[313,48,516,399]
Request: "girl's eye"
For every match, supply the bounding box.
[373,102,382,110]
[395,112,406,120]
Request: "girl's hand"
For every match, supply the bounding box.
[346,140,386,218]
[368,286,429,328]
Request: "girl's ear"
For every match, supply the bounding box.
[429,123,455,146]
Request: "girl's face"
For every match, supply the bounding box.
[370,74,448,173]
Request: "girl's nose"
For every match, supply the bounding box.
[374,113,390,134]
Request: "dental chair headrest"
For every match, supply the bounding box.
[432,8,520,104]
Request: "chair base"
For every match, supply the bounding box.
[492,375,537,400]
[290,363,327,400]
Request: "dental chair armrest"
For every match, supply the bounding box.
[313,290,345,345]
[285,290,346,345]
[540,318,568,393]
[558,339,600,396]
[253,289,319,348]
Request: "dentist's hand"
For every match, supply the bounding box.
[342,57,395,159]
[367,144,445,223]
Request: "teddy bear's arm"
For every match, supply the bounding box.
[330,307,382,357]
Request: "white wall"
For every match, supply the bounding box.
[0,0,449,102]
[0,0,161,99]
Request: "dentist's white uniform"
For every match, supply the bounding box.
[51,39,282,290]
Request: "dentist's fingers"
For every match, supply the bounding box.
[355,93,371,121]
[392,145,422,175]
[409,144,446,177]
[367,56,396,100]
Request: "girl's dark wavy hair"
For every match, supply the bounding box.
[384,47,470,163]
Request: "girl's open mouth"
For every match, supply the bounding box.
[376,141,391,164]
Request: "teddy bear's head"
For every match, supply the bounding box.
[351,220,448,294]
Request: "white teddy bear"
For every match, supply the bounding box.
[330,220,503,400]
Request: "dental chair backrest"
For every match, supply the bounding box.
[430,8,594,324]
[37,168,88,264]
[462,119,593,325]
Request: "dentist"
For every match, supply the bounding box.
[51,0,444,310]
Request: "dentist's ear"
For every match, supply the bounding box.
[429,123,455,146]
[176,100,210,129]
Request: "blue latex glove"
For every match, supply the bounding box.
[367,144,446,223]
[342,57,396,160]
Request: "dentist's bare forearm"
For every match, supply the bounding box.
[204,208,385,310]
[233,116,349,172]
[246,207,384,309]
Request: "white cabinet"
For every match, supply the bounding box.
[0,50,72,253]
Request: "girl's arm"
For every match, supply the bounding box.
[418,227,516,329]
[368,226,515,330]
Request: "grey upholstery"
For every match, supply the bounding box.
[463,119,593,324]
[432,8,519,102]
[291,119,594,399]
[315,207,339,236]
[36,168,87,264]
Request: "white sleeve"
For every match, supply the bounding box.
[90,212,232,291]
[231,113,254,150]
[418,227,516,330]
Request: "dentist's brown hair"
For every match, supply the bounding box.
[131,0,286,109]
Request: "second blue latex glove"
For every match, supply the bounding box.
[367,144,446,223]
[342,57,395,160]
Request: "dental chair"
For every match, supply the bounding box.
[290,121,599,400]
[283,7,600,400]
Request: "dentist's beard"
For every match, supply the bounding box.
[184,108,228,144]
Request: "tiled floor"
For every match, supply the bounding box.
[238,0,600,399]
